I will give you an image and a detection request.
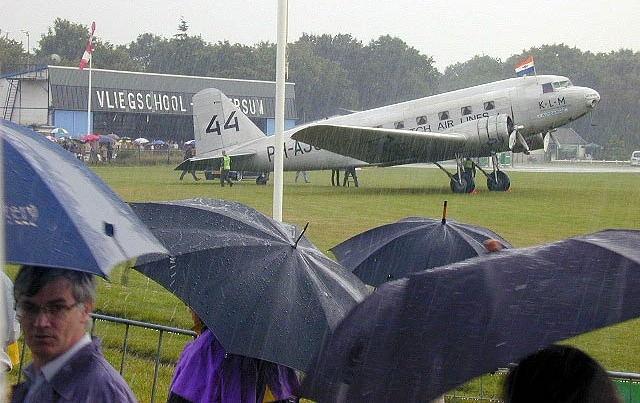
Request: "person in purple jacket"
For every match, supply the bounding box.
[10,266,137,402]
[167,309,300,403]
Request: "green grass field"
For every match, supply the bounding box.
[6,164,640,402]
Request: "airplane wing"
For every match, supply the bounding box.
[291,124,470,165]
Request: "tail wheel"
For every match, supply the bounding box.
[450,172,475,193]
[487,171,511,191]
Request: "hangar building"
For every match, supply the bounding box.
[1,65,297,141]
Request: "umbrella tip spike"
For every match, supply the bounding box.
[441,200,448,224]
[293,221,310,248]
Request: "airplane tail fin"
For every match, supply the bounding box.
[192,88,265,156]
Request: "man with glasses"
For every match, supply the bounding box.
[10,266,137,402]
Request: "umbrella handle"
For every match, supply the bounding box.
[442,200,448,224]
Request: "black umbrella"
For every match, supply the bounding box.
[300,229,640,402]
[130,198,370,372]
[331,201,511,286]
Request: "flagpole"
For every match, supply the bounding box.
[87,56,92,135]
[81,22,95,136]
[272,0,287,222]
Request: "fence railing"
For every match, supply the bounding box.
[14,313,640,402]
[15,313,196,403]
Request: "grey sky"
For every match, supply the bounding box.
[3,1,639,71]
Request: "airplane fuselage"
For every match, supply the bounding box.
[189,74,599,175]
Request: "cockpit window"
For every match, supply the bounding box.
[543,80,573,93]
[553,80,573,89]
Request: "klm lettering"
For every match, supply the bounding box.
[538,97,566,109]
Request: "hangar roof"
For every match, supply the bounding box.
[47,66,295,99]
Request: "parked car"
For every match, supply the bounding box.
[630,151,640,166]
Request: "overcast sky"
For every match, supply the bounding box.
[3,1,639,71]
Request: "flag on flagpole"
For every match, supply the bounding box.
[515,56,535,77]
[79,22,96,71]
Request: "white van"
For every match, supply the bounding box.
[631,151,640,166]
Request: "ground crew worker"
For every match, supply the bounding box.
[220,150,233,187]
[463,158,476,177]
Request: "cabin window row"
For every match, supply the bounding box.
[393,100,497,128]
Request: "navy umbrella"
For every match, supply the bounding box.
[2,120,168,278]
[131,198,370,372]
[331,201,511,286]
[300,229,640,402]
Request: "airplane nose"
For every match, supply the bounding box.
[585,90,600,109]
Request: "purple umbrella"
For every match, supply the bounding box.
[331,201,511,286]
[300,229,640,402]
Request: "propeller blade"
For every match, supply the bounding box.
[544,133,551,152]
[509,131,517,150]
[517,131,530,153]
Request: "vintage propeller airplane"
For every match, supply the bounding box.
[178,73,599,193]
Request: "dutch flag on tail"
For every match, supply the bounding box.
[515,56,535,77]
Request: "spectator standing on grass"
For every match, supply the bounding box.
[295,171,310,183]
[10,266,137,403]
[331,168,341,186]
[343,166,359,187]
[180,144,200,181]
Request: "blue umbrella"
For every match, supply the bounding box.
[2,120,168,278]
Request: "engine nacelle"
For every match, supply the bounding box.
[445,114,512,156]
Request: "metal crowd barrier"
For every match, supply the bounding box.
[14,313,640,402]
[15,313,196,403]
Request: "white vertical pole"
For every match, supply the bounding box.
[87,56,92,135]
[273,0,288,222]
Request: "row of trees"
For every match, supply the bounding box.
[1,18,639,157]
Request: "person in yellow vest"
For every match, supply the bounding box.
[220,150,233,187]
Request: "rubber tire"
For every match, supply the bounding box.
[487,170,511,191]
[450,172,475,193]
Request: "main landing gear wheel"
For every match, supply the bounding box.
[487,171,510,191]
[450,172,475,194]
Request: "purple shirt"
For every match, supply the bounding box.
[168,329,299,403]
[11,337,137,402]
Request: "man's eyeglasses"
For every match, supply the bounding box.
[15,301,83,321]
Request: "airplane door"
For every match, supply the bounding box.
[509,85,535,127]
